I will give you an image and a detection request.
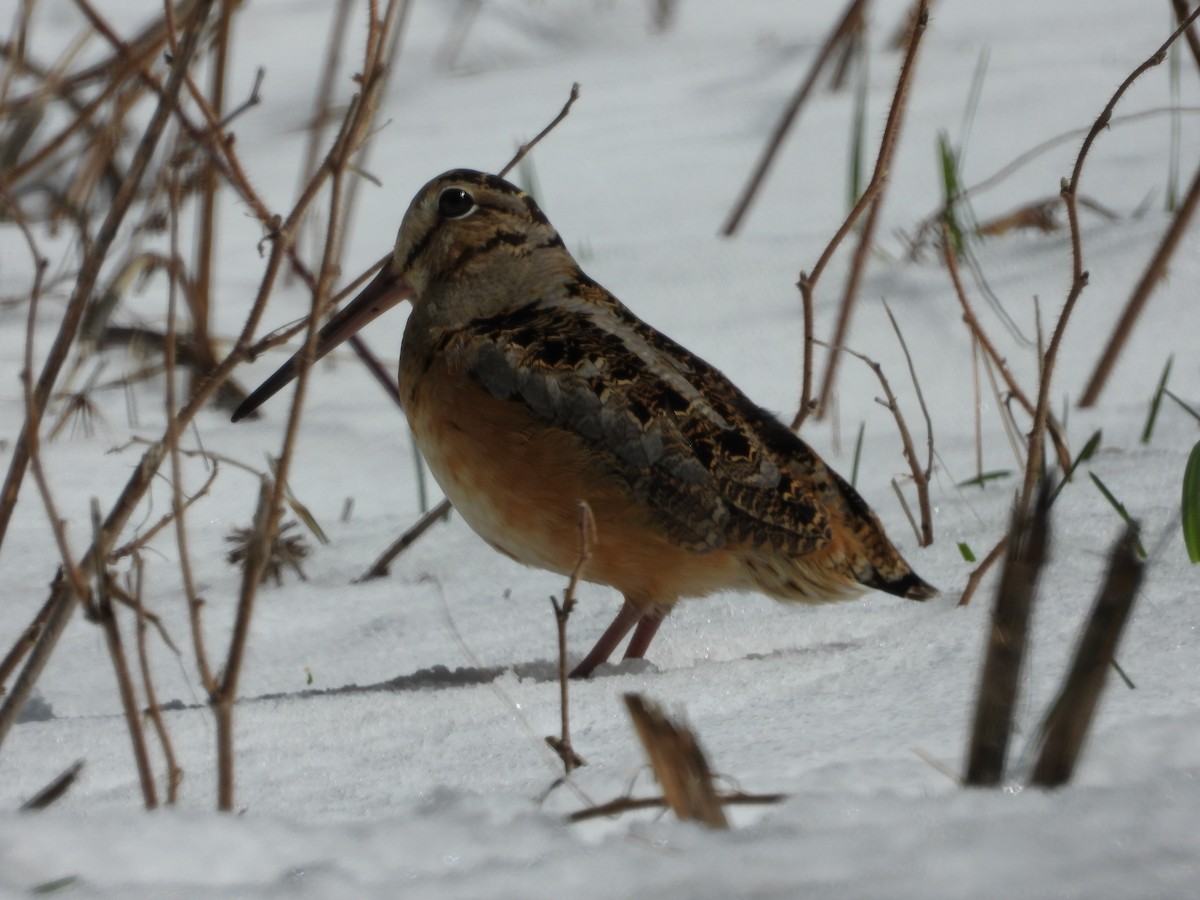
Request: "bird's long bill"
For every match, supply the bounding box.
[231,263,412,422]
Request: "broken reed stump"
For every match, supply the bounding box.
[1029,525,1144,787]
[963,484,1051,786]
[356,498,452,582]
[624,693,728,829]
[19,759,85,811]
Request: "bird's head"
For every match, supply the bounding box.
[231,169,565,422]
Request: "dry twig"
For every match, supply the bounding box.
[791,179,884,428]
[1170,0,1200,75]
[213,2,405,810]
[940,226,1071,473]
[1024,6,1200,507]
[816,0,930,416]
[20,760,85,811]
[126,558,183,803]
[813,337,933,546]
[0,0,215,552]
[498,82,581,179]
[1080,155,1200,406]
[722,0,870,236]
[957,535,1008,608]
[1029,524,1143,787]
[963,486,1050,785]
[568,789,785,824]
[89,500,158,809]
[624,693,728,829]
[357,498,453,581]
[545,502,594,775]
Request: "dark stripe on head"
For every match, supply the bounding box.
[521,193,551,226]
[402,222,438,273]
[446,229,528,274]
[563,267,599,297]
[438,169,524,196]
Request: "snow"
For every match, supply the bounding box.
[2,0,1199,896]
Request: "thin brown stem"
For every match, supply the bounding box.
[816,0,929,416]
[73,0,320,294]
[883,299,934,482]
[332,0,413,271]
[547,502,594,775]
[166,161,217,697]
[0,594,52,696]
[1170,0,1200,77]
[793,281,817,430]
[498,82,581,179]
[971,337,983,481]
[814,338,932,546]
[568,790,786,824]
[1080,154,1200,406]
[215,5,400,809]
[940,227,1071,472]
[3,0,182,110]
[129,558,183,803]
[891,478,921,546]
[0,0,216,554]
[0,0,384,757]
[791,177,884,428]
[90,501,157,809]
[109,460,219,561]
[189,0,237,396]
[348,336,405,408]
[357,498,453,581]
[294,0,354,270]
[721,0,870,236]
[1022,7,1198,509]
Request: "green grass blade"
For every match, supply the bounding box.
[1110,658,1136,690]
[956,469,1012,489]
[938,130,964,255]
[1141,354,1173,444]
[1089,471,1147,558]
[1051,429,1101,502]
[32,876,79,895]
[850,421,865,488]
[1183,440,1200,564]
[1165,388,1200,426]
[946,49,988,245]
[957,541,976,562]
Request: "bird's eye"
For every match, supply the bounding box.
[438,188,475,219]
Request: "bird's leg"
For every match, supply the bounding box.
[623,610,665,660]
[568,596,641,679]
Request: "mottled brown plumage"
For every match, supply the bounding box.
[234,169,935,677]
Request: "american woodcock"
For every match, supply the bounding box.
[233,169,935,677]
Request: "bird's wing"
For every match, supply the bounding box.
[442,300,834,555]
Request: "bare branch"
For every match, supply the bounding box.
[816,0,930,415]
[498,82,581,179]
[722,0,870,236]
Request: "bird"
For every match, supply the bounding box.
[233,168,935,678]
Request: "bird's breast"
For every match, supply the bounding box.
[397,347,746,605]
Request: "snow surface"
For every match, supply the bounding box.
[2,0,1199,896]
